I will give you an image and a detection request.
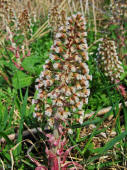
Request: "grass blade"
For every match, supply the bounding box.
[15,88,28,156]
[88,131,127,163]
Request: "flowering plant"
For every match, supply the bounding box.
[31,12,92,169]
[33,12,92,127]
[98,37,126,97]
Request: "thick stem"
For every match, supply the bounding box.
[52,119,61,170]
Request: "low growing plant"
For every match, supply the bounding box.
[32,12,92,169]
[97,37,126,97]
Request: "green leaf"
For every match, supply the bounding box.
[122,101,127,132]
[100,131,127,154]
[72,117,101,128]
[81,103,116,155]
[12,71,33,89]
[15,89,28,155]
[120,72,127,80]
[22,55,43,74]
[109,24,119,31]
[88,131,127,163]
[68,135,82,155]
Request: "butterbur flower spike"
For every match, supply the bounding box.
[48,5,66,37]
[31,12,90,169]
[98,37,126,97]
[33,12,92,126]
[98,38,124,81]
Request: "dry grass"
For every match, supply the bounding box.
[0,0,108,44]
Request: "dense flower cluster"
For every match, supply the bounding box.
[33,13,92,128]
[0,1,32,35]
[17,9,32,34]
[0,0,15,25]
[110,0,127,22]
[48,5,66,36]
[0,1,32,71]
[109,0,127,60]
[98,38,124,82]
